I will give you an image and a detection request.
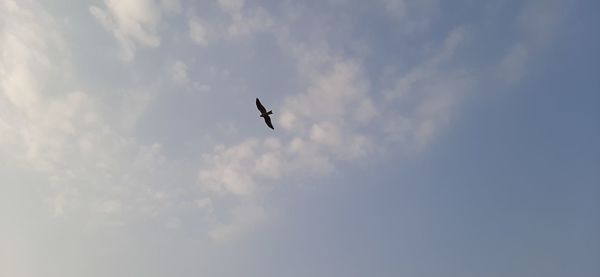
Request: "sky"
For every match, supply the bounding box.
[1,0,599,276]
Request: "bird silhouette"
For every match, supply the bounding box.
[256,98,274,130]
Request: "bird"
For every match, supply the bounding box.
[256,98,274,130]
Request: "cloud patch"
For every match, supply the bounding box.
[1,0,573,245]
[496,0,569,83]
[1,0,172,222]
[170,60,190,86]
[90,0,164,61]
[195,22,478,241]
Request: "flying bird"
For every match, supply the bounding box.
[256,98,274,130]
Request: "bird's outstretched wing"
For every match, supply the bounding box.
[256,98,267,113]
[263,116,274,129]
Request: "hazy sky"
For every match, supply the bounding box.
[1,0,599,276]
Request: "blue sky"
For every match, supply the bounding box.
[1,0,599,276]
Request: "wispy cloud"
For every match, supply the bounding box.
[497,0,569,83]
[169,60,190,86]
[160,0,182,15]
[189,17,211,46]
[381,0,440,33]
[187,0,273,46]
[90,0,164,61]
[382,26,474,150]
[1,0,172,222]
[0,0,573,245]
[195,17,476,241]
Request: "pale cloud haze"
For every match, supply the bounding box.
[1,0,599,276]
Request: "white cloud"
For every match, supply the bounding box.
[187,0,273,46]
[170,60,190,86]
[199,140,262,196]
[95,200,123,215]
[196,42,378,241]
[90,0,163,61]
[218,0,245,16]
[383,0,408,17]
[255,151,282,179]
[310,122,341,148]
[160,0,182,15]
[226,7,273,38]
[165,217,182,229]
[380,27,473,150]
[189,18,210,46]
[208,202,266,242]
[384,27,467,101]
[286,137,334,174]
[217,0,273,39]
[517,0,565,45]
[200,57,376,179]
[496,0,568,84]
[283,61,373,128]
[195,24,477,240]
[498,43,529,83]
[1,1,173,224]
[381,0,439,33]
[2,0,477,243]
[2,0,570,246]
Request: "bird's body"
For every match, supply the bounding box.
[260,111,273,118]
[256,98,274,129]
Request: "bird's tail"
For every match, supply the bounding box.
[267,110,273,115]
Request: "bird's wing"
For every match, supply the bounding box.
[263,115,274,129]
[256,98,267,113]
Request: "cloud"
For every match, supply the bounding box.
[90,0,163,61]
[170,60,190,86]
[189,18,210,46]
[160,0,182,15]
[208,202,266,242]
[95,200,123,215]
[217,0,273,39]
[2,0,571,245]
[1,0,172,222]
[195,23,477,240]
[282,61,375,130]
[196,48,380,241]
[218,0,245,16]
[517,0,565,45]
[498,43,529,84]
[186,0,273,46]
[496,0,568,83]
[381,0,440,33]
[199,139,263,196]
[226,8,273,38]
[382,27,474,150]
